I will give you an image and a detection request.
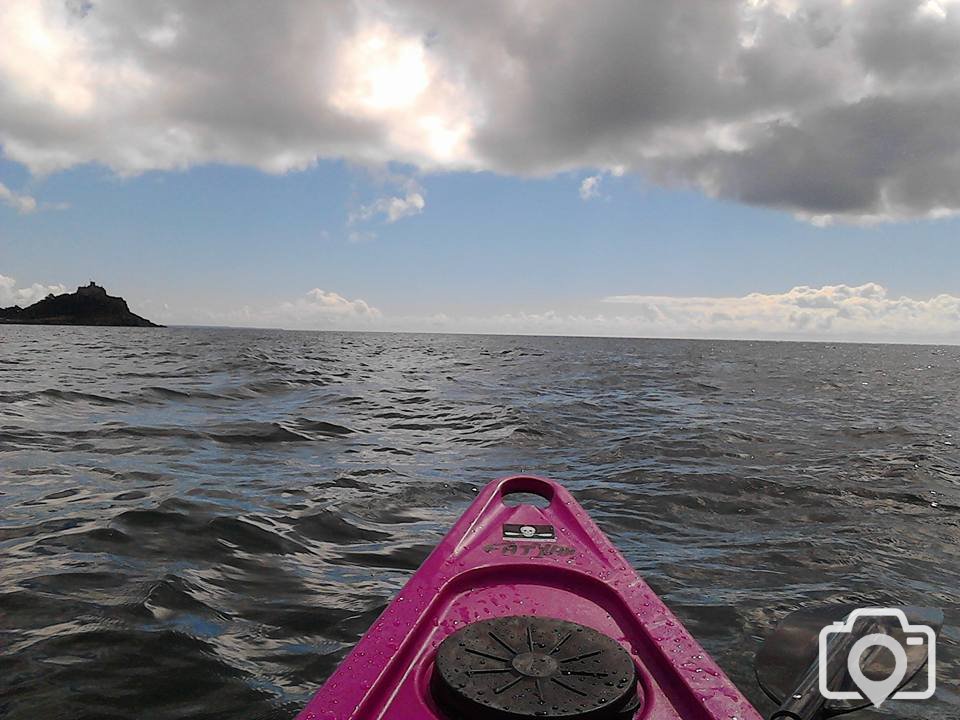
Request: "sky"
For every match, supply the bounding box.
[2,0,960,343]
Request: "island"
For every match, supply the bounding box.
[0,282,162,327]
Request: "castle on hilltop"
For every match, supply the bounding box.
[77,281,108,297]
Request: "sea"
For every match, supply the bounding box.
[2,325,958,719]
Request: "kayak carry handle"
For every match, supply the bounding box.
[497,475,556,507]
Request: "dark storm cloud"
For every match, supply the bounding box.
[650,93,960,221]
[1,0,959,222]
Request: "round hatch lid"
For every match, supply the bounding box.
[432,615,640,719]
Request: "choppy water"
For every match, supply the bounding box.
[2,326,959,719]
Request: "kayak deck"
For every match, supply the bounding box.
[296,475,762,720]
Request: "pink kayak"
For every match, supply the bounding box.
[296,475,763,720]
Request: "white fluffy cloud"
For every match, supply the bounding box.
[601,283,960,340]
[579,175,601,201]
[0,182,37,213]
[351,186,426,224]
[0,274,66,306]
[349,171,426,227]
[155,287,382,329]
[278,288,380,321]
[365,283,958,342]
[3,1,960,222]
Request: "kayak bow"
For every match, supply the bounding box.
[297,475,762,720]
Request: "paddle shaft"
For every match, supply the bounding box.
[769,619,879,720]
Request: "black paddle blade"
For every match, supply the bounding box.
[756,605,943,717]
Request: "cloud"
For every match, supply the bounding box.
[295,281,959,343]
[579,167,625,200]
[18,273,960,342]
[348,171,426,227]
[1,1,960,222]
[165,287,382,329]
[200,281,960,342]
[347,229,377,243]
[278,288,381,321]
[351,186,425,223]
[0,181,68,213]
[579,175,601,200]
[0,1,474,175]
[600,283,960,341]
[0,182,37,213]
[0,273,66,306]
